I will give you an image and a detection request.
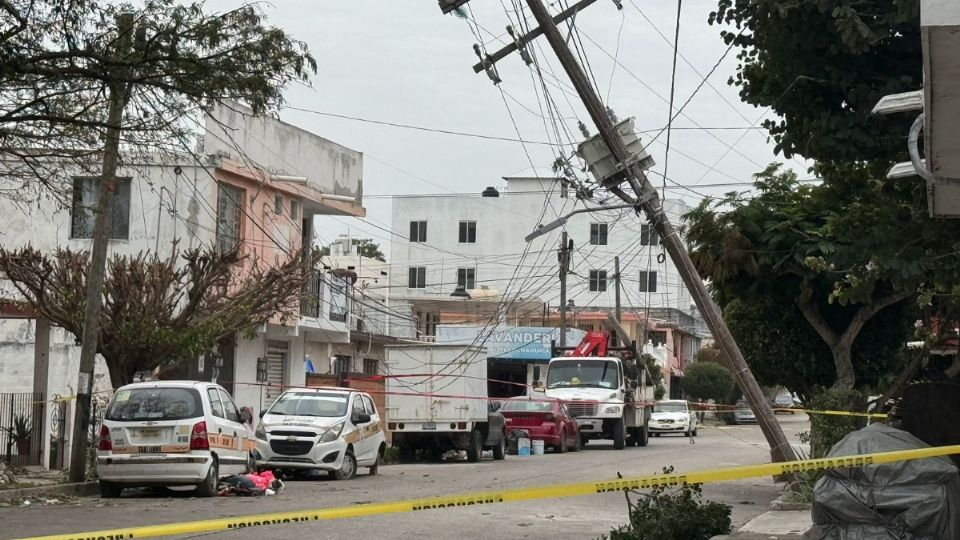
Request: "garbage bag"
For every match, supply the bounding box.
[805,423,960,540]
[506,429,530,455]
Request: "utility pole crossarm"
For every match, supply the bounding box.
[471,0,599,74]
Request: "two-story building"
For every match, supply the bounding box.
[0,103,365,469]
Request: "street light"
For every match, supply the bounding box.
[524,203,636,242]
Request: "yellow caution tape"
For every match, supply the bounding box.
[16,444,960,540]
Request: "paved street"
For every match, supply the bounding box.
[2,415,809,540]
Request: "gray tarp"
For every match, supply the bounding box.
[805,423,960,540]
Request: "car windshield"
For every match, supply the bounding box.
[501,400,554,412]
[105,387,203,421]
[654,402,687,413]
[268,392,349,417]
[546,360,619,389]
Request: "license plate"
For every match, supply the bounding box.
[422,422,436,431]
[138,428,161,438]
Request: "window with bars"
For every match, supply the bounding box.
[409,220,427,242]
[408,267,426,289]
[216,183,245,254]
[290,199,300,220]
[363,358,378,376]
[639,270,658,292]
[70,177,132,240]
[590,223,608,245]
[458,221,477,243]
[589,270,607,292]
[641,223,660,246]
[457,268,476,290]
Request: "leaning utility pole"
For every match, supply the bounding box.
[69,15,135,482]
[558,231,570,347]
[459,0,795,463]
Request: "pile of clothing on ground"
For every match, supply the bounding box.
[218,470,284,497]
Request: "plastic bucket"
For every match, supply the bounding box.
[531,440,545,455]
[518,438,531,456]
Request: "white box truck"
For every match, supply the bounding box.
[385,344,506,462]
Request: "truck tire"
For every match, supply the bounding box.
[637,425,649,447]
[613,417,626,450]
[466,429,483,463]
[492,431,506,461]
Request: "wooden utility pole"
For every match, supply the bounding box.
[69,15,134,482]
[522,0,796,463]
[558,231,569,347]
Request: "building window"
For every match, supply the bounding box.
[409,220,427,243]
[408,266,426,289]
[639,270,658,292]
[70,177,132,240]
[363,358,378,376]
[641,223,660,246]
[333,356,351,377]
[458,221,477,243]
[590,223,608,245]
[274,193,283,214]
[417,312,439,340]
[457,268,476,290]
[216,183,245,254]
[290,199,300,220]
[589,270,607,292]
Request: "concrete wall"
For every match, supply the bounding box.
[389,178,693,313]
[205,103,363,201]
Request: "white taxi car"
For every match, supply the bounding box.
[255,387,386,480]
[649,399,698,437]
[96,381,255,498]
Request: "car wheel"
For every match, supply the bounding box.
[99,480,122,499]
[333,450,357,480]
[370,444,385,475]
[556,428,567,453]
[466,429,483,463]
[244,452,256,474]
[570,432,581,452]
[580,434,589,447]
[196,459,218,497]
[612,417,626,450]
[492,431,506,461]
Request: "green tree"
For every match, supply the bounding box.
[708,0,921,172]
[0,0,315,202]
[685,165,942,392]
[682,362,735,403]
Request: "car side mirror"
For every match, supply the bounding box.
[355,413,372,424]
[241,409,253,425]
[259,409,267,419]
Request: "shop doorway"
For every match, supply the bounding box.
[487,360,527,399]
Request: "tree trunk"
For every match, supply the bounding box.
[831,342,856,391]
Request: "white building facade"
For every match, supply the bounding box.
[388,177,695,321]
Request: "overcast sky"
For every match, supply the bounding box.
[211,0,809,257]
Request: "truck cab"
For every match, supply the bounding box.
[541,332,651,449]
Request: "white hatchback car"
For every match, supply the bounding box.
[255,387,386,480]
[97,381,254,498]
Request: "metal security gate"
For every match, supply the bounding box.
[0,392,43,467]
[263,341,288,406]
[49,398,67,470]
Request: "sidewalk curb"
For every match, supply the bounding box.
[0,481,99,501]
